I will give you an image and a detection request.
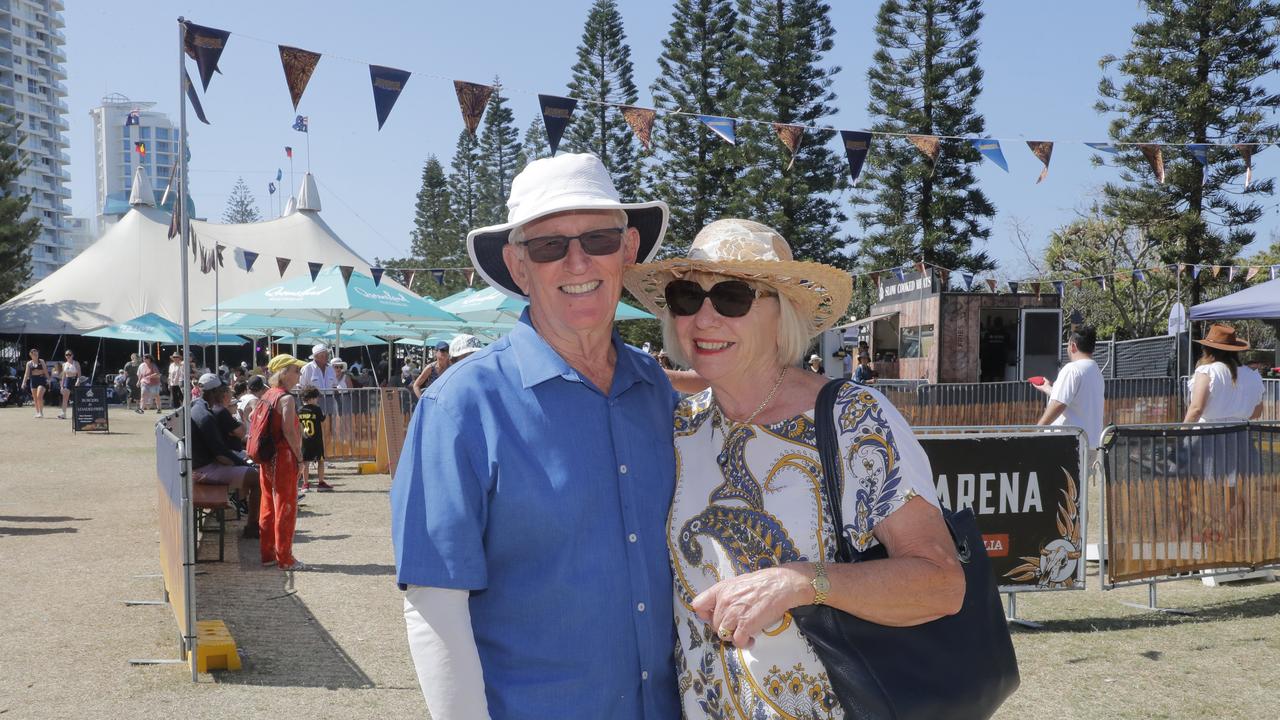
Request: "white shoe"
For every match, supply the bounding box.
[57,413,65,419]
[34,413,42,418]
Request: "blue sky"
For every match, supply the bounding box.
[61,1,1280,280]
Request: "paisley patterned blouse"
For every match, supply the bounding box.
[669,382,938,720]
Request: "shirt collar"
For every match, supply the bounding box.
[511,308,652,394]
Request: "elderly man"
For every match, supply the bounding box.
[299,343,337,391]
[391,154,681,719]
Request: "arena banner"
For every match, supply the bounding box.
[72,385,109,433]
[917,428,1086,592]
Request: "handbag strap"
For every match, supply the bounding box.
[814,378,854,563]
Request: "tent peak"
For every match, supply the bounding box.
[129,165,156,207]
[297,172,321,212]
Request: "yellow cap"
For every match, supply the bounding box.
[267,353,306,373]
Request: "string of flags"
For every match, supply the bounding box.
[176,18,1272,190]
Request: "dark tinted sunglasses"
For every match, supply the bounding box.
[516,227,625,263]
[664,279,772,318]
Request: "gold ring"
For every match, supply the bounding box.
[717,626,732,640]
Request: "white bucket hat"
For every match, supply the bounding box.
[448,333,486,358]
[467,153,669,299]
[311,343,330,358]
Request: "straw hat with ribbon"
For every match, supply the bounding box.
[1194,323,1250,352]
[624,218,852,335]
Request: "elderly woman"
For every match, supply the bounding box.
[625,219,964,719]
[258,353,308,571]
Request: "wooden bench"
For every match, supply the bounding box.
[193,482,230,562]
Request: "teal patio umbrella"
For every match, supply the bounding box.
[86,312,241,346]
[439,285,654,323]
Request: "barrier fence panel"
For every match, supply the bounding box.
[154,413,196,679]
[916,382,1044,426]
[314,387,413,463]
[1101,421,1280,590]
[1104,376,1183,426]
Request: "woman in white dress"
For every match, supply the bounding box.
[625,219,964,720]
[57,350,81,419]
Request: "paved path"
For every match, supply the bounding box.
[0,405,426,718]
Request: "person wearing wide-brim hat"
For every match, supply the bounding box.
[391,152,686,719]
[624,218,964,720]
[1183,323,1265,424]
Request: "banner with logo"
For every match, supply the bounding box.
[538,95,577,155]
[918,429,1085,592]
[369,64,411,130]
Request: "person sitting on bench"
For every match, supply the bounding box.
[191,373,261,540]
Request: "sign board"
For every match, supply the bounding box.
[72,385,109,433]
[919,430,1085,592]
[873,269,939,308]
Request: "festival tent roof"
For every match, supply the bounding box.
[84,312,240,346]
[0,172,413,335]
[1189,278,1280,321]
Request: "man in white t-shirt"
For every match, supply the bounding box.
[1035,326,1105,450]
[299,343,337,391]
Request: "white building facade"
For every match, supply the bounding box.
[0,0,71,284]
[89,93,177,231]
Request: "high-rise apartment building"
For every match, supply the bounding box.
[89,93,178,231]
[0,0,71,284]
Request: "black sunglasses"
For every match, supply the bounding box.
[664,279,772,318]
[516,227,625,263]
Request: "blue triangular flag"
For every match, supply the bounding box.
[276,168,283,182]
[431,269,446,286]
[971,138,1009,172]
[1188,143,1209,165]
[308,261,322,281]
[1192,265,1203,279]
[242,250,258,272]
[369,65,411,130]
[1133,269,1145,283]
[893,267,905,282]
[1008,281,1020,294]
[698,115,736,145]
[962,272,975,291]
[538,95,577,155]
[1053,280,1065,295]
[1085,142,1119,153]
[840,130,872,184]
[183,67,210,125]
[371,267,384,286]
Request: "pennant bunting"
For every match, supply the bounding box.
[1272,266,1278,281]
[431,269,446,286]
[292,115,309,133]
[1132,269,1144,283]
[1192,265,1203,279]
[907,134,940,163]
[773,123,805,169]
[406,270,417,290]
[985,278,997,292]
[961,272,975,291]
[464,269,476,287]
[893,267,906,282]
[538,95,577,155]
[840,130,872,184]
[242,250,259,272]
[869,272,880,287]
[1138,144,1165,183]
[370,266,384,286]
[1227,266,1237,282]
[1085,142,1119,154]
[1071,278,1082,289]
[1033,282,1042,298]
[182,21,230,92]
[698,115,736,145]
[126,109,140,126]
[972,138,1009,171]
[1247,266,1261,282]
[1188,143,1209,166]
[215,243,226,268]
[1212,265,1222,278]
[621,106,657,150]
[1178,263,1188,275]
[1008,281,1020,294]
[168,203,179,240]
[278,45,322,111]
[308,261,323,281]
[339,265,354,286]
[937,269,949,287]
[183,67,209,124]
[1027,141,1053,183]
[453,80,493,135]
[277,257,291,277]
[1053,281,1065,295]
[1236,144,1256,189]
[1097,276,1107,290]
[915,261,926,274]
[370,65,412,131]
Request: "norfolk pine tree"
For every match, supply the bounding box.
[448,129,484,239]
[476,79,521,226]
[565,0,642,200]
[1096,0,1280,306]
[650,0,742,256]
[0,116,40,299]
[519,118,551,171]
[855,0,995,275]
[730,0,848,267]
[222,176,262,224]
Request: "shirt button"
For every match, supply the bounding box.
[641,670,649,681]
[637,602,646,612]
[628,533,638,543]
[619,464,628,475]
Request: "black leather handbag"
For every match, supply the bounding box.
[790,379,1020,720]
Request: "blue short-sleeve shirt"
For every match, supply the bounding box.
[390,310,680,720]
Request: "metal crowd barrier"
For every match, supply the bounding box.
[149,410,197,680]
[309,387,413,462]
[1100,421,1280,608]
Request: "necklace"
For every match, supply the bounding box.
[714,366,790,429]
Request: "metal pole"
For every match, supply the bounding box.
[177,17,197,683]
[214,261,220,372]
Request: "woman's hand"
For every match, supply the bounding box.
[691,565,812,649]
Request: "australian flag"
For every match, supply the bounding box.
[292,115,308,133]
[125,109,140,126]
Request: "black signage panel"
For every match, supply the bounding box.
[72,385,109,433]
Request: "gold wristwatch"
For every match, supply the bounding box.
[811,561,830,605]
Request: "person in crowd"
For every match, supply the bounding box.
[332,360,352,389]
[1035,326,1105,453]
[392,153,694,719]
[446,334,484,365]
[623,218,963,719]
[137,354,164,413]
[217,360,230,381]
[190,373,260,539]
[330,359,352,444]
[259,354,307,571]
[21,348,49,418]
[854,352,876,384]
[375,352,390,387]
[168,353,186,410]
[56,350,81,420]
[410,342,450,399]
[400,359,417,387]
[298,385,333,492]
[237,375,268,425]
[299,343,337,391]
[231,380,249,421]
[123,352,141,412]
[807,353,825,374]
[655,349,674,370]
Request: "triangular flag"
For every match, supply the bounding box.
[773,123,805,169]
[431,269,446,286]
[1071,279,1083,289]
[1247,266,1261,282]
[1227,266,1237,282]
[182,21,230,92]
[893,267,905,282]
[1096,276,1107,291]
[453,80,493,135]
[985,278,997,292]
[1271,265,1278,281]
[339,265,354,286]
[370,266,384,286]
[278,45,321,111]
[183,67,210,125]
[1053,280,1065,295]
[937,269,949,287]
[840,130,872,184]
[215,243,225,268]
[464,269,476,287]
[869,272,880,287]
[538,95,577,155]
[369,65,411,131]
[1027,141,1053,183]
[1188,143,1209,166]
[961,272,974,291]
[242,250,259,272]
[308,261,323,281]
[1008,281,1020,294]
[406,270,417,290]
[1138,144,1165,183]
[1192,265,1203,279]
[1212,265,1222,278]
[1085,142,1120,154]
[971,138,1009,172]
[1132,269,1145,283]
[698,115,736,145]
[1235,144,1257,189]
[1178,263,1188,275]
[1034,282,1043,298]
[621,106,657,150]
[908,135,940,162]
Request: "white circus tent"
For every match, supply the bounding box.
[0,170,409,335]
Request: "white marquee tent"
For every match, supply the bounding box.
[0,172,411,336]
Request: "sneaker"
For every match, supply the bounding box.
[302,481,312,492]
[315,480,335,492]
[297,492,306,503]
[57,412,65,419]
[280,560,309,571]
[34,413,42,419]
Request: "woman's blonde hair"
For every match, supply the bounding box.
[659,271,812,369]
